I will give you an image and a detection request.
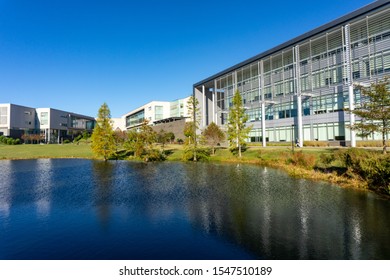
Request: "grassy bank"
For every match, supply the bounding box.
[0,142,93,159]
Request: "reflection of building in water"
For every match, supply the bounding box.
[349,208,362,259]
[179,163,388,259]
[34,159,53,218]
[260,167,271,257]
[0,161,13,218]
[298,182,310,259]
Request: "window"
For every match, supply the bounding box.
[126,110,145,127]
[40,112,49,125]
[155,106,164,120]
[0,107,7,125]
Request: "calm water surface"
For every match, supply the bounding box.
[0,159,389,259]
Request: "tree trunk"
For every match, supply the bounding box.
[193,136,197,162]
[383,132,387,154]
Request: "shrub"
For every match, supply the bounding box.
[74,135,83,142]
[319,152,336,166]
[7,138,13,145]
[182,147,211,161]
[303,141,328,147]
[287,151,317,169]
[357,140,390,147]
[143,149,166,162]
[266,142,291,147]
[63,139,70,144]
[229,144,247,155]
[0,136,7,144]
[14,139,21,145]
[340,149,390,194]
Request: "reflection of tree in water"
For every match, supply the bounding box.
[92,160,115,229]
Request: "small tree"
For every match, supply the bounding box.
[185,95,201,161]
[157,129,170,150]
[203,122,225,155]
[91,103,116,161]
[139,119,156,153]
[227,90,252,157]
[124,120,156,158]
[167,132,175,144]
[113,129,127,157]
[350,78,390,154]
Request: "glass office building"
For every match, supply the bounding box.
[194,0,390,147]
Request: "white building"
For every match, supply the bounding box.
[111,117,126,131]
[123,97,191,130]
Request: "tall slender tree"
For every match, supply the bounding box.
[349,78,390,154]
[227,90,252,157]
[185,95,201,161]
[91,103,115,161]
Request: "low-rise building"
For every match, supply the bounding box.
[0,103,95,143]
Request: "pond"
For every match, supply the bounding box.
[0,159,389,259]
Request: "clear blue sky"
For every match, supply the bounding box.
[0,0,375,117]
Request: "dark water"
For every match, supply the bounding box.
[0,159,389,260]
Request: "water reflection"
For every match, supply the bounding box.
[33,159,53,218]
[175,163,390,259]
[0,161,13,218]
[0,159,390,259]
[92,160,115,228]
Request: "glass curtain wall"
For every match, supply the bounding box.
[211,6,390,143]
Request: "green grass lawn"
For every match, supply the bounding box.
[0,143,94,159]
[0,142,345,163]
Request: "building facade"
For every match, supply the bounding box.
[0,103,95,143]
[194,0,390,147]
[123,101,171,130]
[123,97,191,130]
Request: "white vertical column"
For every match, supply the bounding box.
[294,45,303,148]
[234,71,237,92]
[260,60,266,147]
[202,85,206,128]
[261,102,266,147]
[213,80,217,124]
[344,24,356,147]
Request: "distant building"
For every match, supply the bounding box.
[121,96,191,140]
[111,117,126,131]
[123,101,171,130]
[0,103,95,143]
